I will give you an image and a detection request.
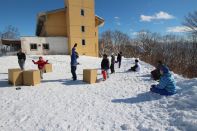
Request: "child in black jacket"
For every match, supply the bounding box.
[101,54,110,80]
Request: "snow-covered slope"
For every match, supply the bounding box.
[0,55,196,131]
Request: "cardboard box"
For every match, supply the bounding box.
[83,69,97,84]
[23,70,41,86]
[44,64,52,73]
[8,68,23,86]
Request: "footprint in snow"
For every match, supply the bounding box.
[121,124,131,130]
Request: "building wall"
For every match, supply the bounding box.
[44,11,67,37]
[65,0,99,57]
[21,37,68,55]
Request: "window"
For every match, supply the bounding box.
[82,39,86,45]
[43,43,50,50]
[81,9,84,16]
[81,26,85,32]
[30,43,37,50]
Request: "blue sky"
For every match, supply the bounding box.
[0,0,196,37]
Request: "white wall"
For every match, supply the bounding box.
[21,37,68,55]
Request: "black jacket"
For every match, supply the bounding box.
[117,53,122,62]
[17,52,26,61]
[101,58,110,70]
[111,55,115,65]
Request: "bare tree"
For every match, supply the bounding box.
[112,30,130,54]
[183,11,197,35]
[99,30,131,56]
[99,30,113,56]
[1,25,20,39]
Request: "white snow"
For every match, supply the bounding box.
[0,55,196,131]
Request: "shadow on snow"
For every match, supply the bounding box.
[111,92,161,104]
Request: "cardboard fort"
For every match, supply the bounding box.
[8,68,23,86]
[83,69,98,84]
[44,64,52,73]
[23,70,41,86]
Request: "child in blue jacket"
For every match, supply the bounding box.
[71,43,78,81]
[150,65,176,96]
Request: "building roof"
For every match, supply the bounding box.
[1,39,21,45]
[38,8,66,16]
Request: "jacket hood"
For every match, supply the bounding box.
[160,65,170,74]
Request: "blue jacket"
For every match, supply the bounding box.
[71,47,77,66]
[156,73,176,93]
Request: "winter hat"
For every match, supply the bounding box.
[135,59,139,63]
[160,65,169,73]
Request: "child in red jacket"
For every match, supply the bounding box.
[32,56,48,79]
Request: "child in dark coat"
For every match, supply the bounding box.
[101,54,110,80]
[116,52,122,68]
[32,57,48,79]
[151,61,163,80]
[17,49,26,70]
[110,53,115,74]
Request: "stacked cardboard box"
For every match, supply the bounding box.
[8,68,23,86]
[83,69,97,84]
[44,64,52,73]
[23,70,41,86]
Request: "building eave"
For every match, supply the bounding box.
[95,15,105,27]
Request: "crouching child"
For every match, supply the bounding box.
[101,54,110,81]
[129,59,141,72]
[32,57,48,79]
[150,65,177,96]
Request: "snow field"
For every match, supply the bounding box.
[0,55,196,131]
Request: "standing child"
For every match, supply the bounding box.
[32,57,48,79]
[117,52,122,68]
[71,43,78,81]
[110,53,115,74]
[101,54,110,80]
[17,49,26,70]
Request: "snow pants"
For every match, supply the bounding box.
[18,59,25,70]
[150,86,175,96]
[71,66,77,80]
[110,64,115,74]
[39,69,44,79]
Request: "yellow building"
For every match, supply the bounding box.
[35,0,104,57]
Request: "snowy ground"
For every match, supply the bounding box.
[0,55,196,131]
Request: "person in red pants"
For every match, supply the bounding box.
[101,54,110,81]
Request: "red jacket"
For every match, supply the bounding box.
[33,60,48,70]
